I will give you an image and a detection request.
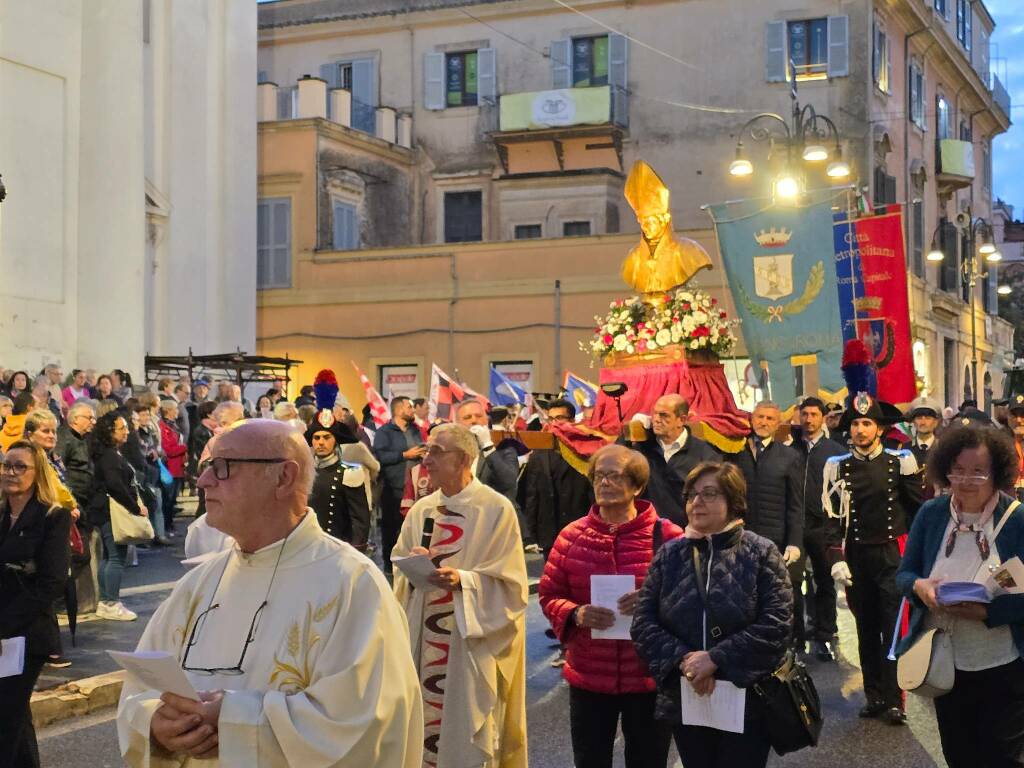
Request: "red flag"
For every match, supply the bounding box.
[428,364,489,421]
[352,363,389,427]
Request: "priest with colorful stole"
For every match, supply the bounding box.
[392,423,529,768]
[116,419,423,767]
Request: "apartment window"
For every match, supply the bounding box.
[563,221,592,237]
[943,338,955,405]
[514,224,542,240]
[788,19,829,78]
[939,218,959,294]
[959,120,972,142]
[936,96,951,140]
[444,191,482,243]
[957,0,972,52]
[277,86,298,120]
[332,200,359,251]
[872,19,891,93]
[983,142,992,190]
[912,200,924,277]
[873,168,897,206]
[909,60,926,128]
[320,58,377,134]
[571,36,609,87]
[935,0,948,19]
[446,51,478,107]
[257,198,291,289]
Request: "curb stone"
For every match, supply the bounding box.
[32,671,125,729]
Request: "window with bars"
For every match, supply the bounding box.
[514,224,542,240]
[563,221,592,237]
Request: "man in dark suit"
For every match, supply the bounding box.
[791,397,846,660]
[728,400,804,645]
[621,394,718,527]
[522,399,594,558]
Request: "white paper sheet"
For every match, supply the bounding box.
[391,554,437,589]
[108,650,199,699]
[986,556,1024,596]
[590,574,636,640]
[0,636,25,679]
[680,678,746,733]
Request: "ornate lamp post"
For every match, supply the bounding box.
[728,68,850,199]
[926,208,1001,399]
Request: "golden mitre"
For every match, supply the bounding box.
[621,160,712,294]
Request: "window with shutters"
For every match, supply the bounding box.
[445,51,478,107]
[514,224,542,240]
[788,19,829,79]
[571,36,609,87]
[257,198,291,290]
[321,58,376,134]
[939,219,959,294]
[872,19,891,94]
[444,191,482,243]
[332,200,359,251]
[909,60,926,129]
[562,221,592,237]
[912,200,924,277]
[873,168,897,206]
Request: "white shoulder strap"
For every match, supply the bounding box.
[993,499,1022,542]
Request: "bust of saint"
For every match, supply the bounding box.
[620,160,712,294]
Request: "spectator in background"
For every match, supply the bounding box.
[4,370,30,400]
[272,401,305,432]
[539,445,682,768]
[90,412,146,621]
[188,401,217,478]
[0,396,13,428]
[413,397,430,440]
[83,369,99,397]
[255,395,274,418]
[1,393,35,453]
[110,370,133,403]
[294,384,315,407]
[373,396,425,573]
[230,384,253,416]
[172,383,191,442]
[55,402,97,515]
[457,399,522,512]
[297,404,318,429]
[95,374,121,406]
[41,364,65,415]
[62,369,90,409]
[158,400,187,534]
[31,376,61,421]
[191,378,210,404]
[131,403,168,545]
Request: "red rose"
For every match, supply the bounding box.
[603,334,613,344]
[711,297,718,305]
[719,311,728,319]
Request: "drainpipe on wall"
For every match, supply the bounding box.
[554,279,562,389]
[903,24,930,262]
[449,253,458,371]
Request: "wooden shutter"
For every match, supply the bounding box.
[424,52,445,110]
[257,198,291,289]
[551,39,571,88]
[351,58,377,134]
[333,201,358,250]
[276,86,296,119]
[908,61,919,122]
[320,63,340,120]
[827,15,849,78]
[765,21,787,83]
[477,48,497,106]
[608,33,628,90]
[872,20,880,85]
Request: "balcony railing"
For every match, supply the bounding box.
[991,73,1011,121]
[497,85,628,132]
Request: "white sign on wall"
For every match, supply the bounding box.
[380,365,420,401]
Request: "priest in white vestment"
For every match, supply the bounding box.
[117,420,423,767]
[392,423,529,768]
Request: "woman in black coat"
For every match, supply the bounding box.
[90,412,147,622]
[631,461,792,768]
[0,440,72,768]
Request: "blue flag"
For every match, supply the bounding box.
[710,197,844,406]
[563,371,598,409]
[489,367,527,406]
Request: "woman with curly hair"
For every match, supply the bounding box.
[89,412,147,621]
[896,426,1024,767]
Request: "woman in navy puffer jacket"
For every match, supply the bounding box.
[631,461,792,768]
[540,444,683,768]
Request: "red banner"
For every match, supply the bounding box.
[835,206,916,404]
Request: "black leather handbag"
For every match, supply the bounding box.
[692,545,823,755]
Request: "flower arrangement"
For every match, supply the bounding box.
[583,288,740,360]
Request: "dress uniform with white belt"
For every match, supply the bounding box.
[823,392,923,725]
[306,409,372,552]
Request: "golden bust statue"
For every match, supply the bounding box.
[620,160,712,294]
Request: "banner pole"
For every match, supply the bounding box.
[845,187,862,346]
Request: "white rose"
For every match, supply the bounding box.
[647,337,659,349]
[671,327,683,343]
[656,328,671,346]
[689,340,700,349]
[693,310,708,324]
[613,335,628,351]
[626,344,635,354]
[682,316,697,332]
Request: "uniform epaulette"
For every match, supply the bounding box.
[339,460,362,470]
[826,453,851,465]
[885,448,919,474]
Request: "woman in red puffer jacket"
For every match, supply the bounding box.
[539,443,683,768]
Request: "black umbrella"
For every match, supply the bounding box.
[63,576,78,647]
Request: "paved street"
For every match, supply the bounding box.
[39,534,950,767]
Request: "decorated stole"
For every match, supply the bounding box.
[419,504,465,768]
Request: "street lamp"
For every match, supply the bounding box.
[727,63,850,201]
[926,209,1000,399]
[998,283,1013,296]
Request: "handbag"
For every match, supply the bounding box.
[157,459,173,487]
[109,496,154,545]
[692,544,823,754]
[894,499,1021,698]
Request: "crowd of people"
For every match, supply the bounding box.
[2,359,1024,768]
